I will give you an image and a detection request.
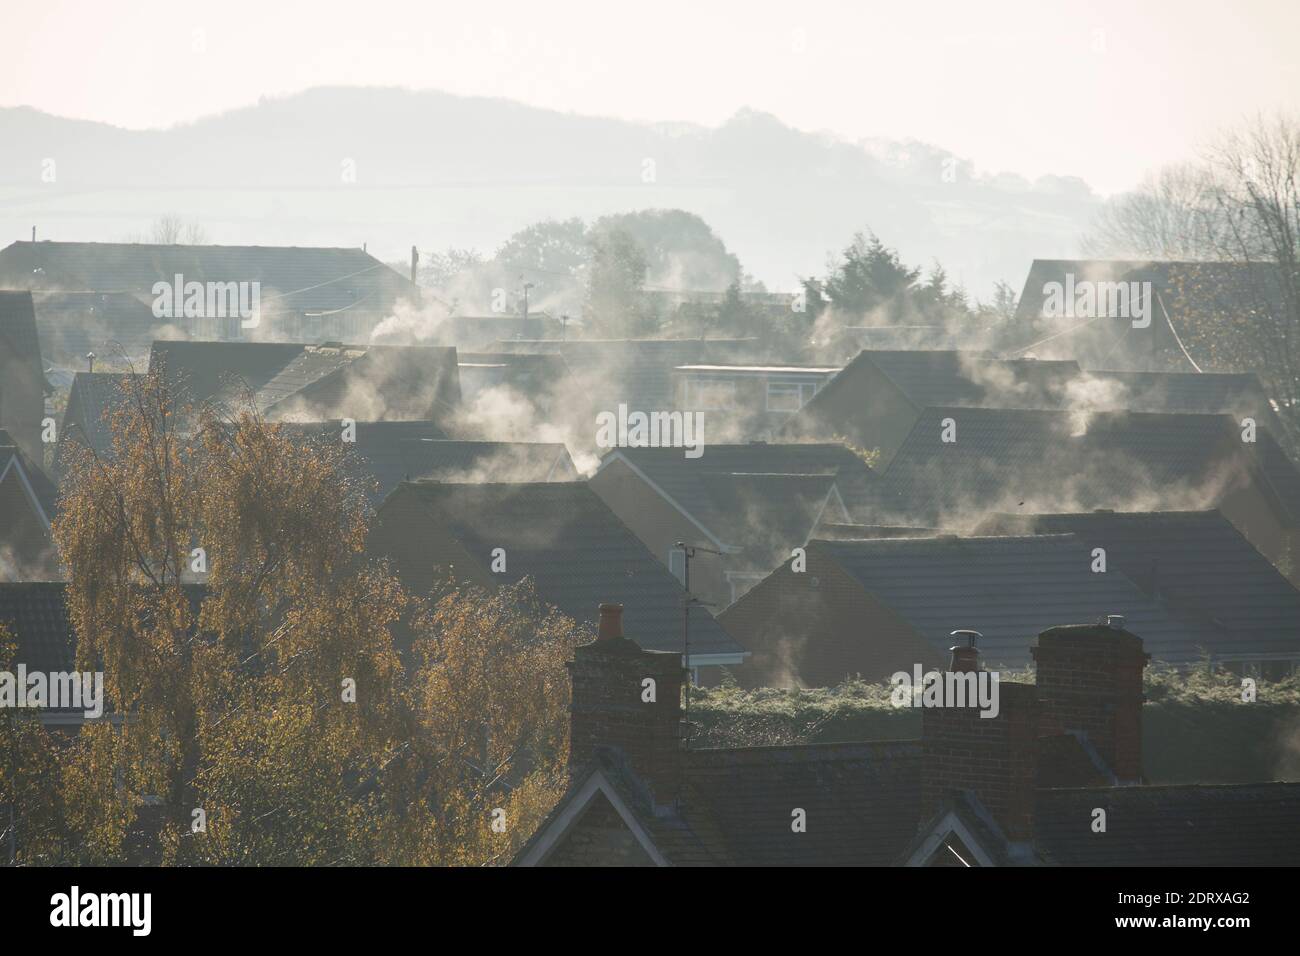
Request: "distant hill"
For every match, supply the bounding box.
[0,86,1100,296]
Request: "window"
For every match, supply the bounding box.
[682,377,736,411]
[766,380,818,413]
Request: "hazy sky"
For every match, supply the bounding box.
[3,0,1297,195]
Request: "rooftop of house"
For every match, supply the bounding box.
[786,349,1278,432]
[599,441,877,527]
[674,364,841,375]
[0,580,74,674]
[377,480,742,658]
[1015,258,1291,322]
[59,371,137,464]
[278,424,572,505]
[0,241,418,315]
[0,427,58,519]
[489,338,765,410]
[975,510,1300,659]
[518,738,923,866]
[804,534,1225,666]
[30,292,162,363]
[1034,782,1300,866]
[867,406,1300,528]
[148,340,462,424]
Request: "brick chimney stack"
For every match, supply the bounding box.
[1032,621,1149,782]
[922,630,1039,843]
[568,603,686,807]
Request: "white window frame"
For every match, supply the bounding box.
[765,378,819,413]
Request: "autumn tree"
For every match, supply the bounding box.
[41,367,581,865]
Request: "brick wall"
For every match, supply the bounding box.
[568,607,685,807]
[1032,623,1149,781]
[921,680,1039,841]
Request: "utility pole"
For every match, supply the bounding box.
[410,245,420,285]
[675,541,720,749]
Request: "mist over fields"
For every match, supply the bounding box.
[0,86,1099,296]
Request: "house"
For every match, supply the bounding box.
[0,241,420,343]
[489,338,764,416]
[517,610,1300,865]
[974,509,1300,678]
[431,315,563,350]
[367,481,745,676]
[0,430,59,580]
[0,581,79,725]
[717,534,1221,687]
[29,292,163,367]
[865,406,1300,581]
[778,348,1284,468]
[1013,259,1291,371]
[513,604,922,866]
[276,421,575,505]
[672,364,840,440]
[149,340,462,426]
[589,442,876,609]
[56,371,136,472]
[456,352,570,411]
[0,291,47,464]
[0,581,205,729]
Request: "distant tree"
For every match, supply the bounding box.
[592,209,741,291]
[583,228,650,337]
[495,218,589,279]
[142,215,208,245]
[823,231,921,318]
[1081,163,1219,259]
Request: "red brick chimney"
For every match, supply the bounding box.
[1032,620,1149,782]
[922,631,1039,843]
[568,603,686,807]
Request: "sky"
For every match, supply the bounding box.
[2,0,1298,195]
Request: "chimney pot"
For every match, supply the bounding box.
[597,603,624,642]
[949,629,981,672]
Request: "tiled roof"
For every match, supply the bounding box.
[380,481,742,657]
[59,371,136,464]
[0,581,74,674]
[490,338,762,411]
[0,241,417,316]
[275,420,450,505]
[678,740,922,865]
[151,340,309,408]
[0,290,42,367]
[30,292,161,363]
[1035,783,1300,866]
[697,472,841,570]
[0,428,58,517]
[868,407,1297,527]
[396,439,573,486]
[604,441,877,527]
[975,510,1300,661]
[149,341,462,426]
[809,534,1222,666]
[521,739,923,866]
